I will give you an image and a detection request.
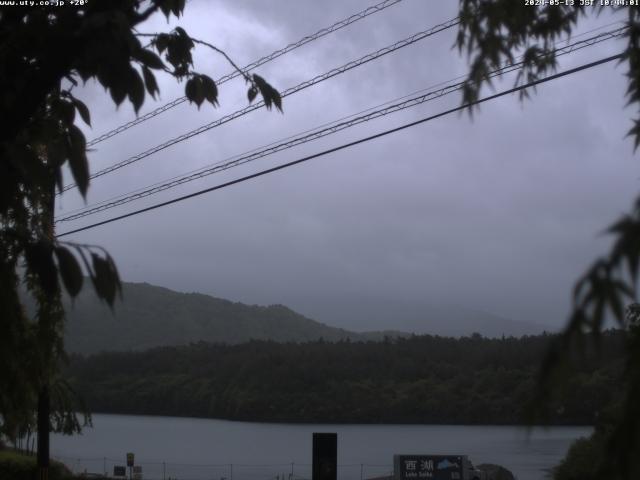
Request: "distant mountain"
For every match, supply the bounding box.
[55,281,549,355]
[291,296,553,338]
[62,282,364,355]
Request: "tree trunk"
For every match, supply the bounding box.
[37,178,56,480]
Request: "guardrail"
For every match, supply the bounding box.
[52,456,393,480]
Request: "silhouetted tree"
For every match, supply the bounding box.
[0,0,281,475]
[455,3,640,478]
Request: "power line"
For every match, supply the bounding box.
[61,17,460,193]
[57,53,623,238]
[85,0,405,147]
[55,26,627,223]
[65,20,627,219]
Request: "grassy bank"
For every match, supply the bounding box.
[0,449,104,480]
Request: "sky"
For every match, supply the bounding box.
[55,1,637,332]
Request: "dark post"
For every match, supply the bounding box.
[312,433,337,480]
[37,178,56,480]
[37,385,50,480]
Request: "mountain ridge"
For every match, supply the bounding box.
[60,280,552,354]
[63,281,363,354]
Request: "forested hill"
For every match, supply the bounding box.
[60,281,540,355]
[62,282,382,354]
[67,331,625,425]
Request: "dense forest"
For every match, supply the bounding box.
[67,331,625,425]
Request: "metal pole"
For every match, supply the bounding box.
[291,462,294,480]
[360,464,363,480]
[104,457,106,476]
[163,461,166,480]
[230,463,233,480]
[37,390,49,480]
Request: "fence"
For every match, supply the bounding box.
[52,456,393,480]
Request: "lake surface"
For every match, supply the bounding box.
[51,414,591,480]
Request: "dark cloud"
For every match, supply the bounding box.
[57,2,637,332]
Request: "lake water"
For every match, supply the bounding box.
[51,414,591,480]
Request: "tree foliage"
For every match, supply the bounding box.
[456,3,640,478]
[0,450,73,480]
[0,0,281,440]
[65,332,625,425]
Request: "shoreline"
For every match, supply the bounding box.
[76,411,596,428]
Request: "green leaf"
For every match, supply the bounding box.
[165,31,194,77]
[194,78,205,107]
[71,97,91,127]
[200,75,218,106]
[54,165,63,193]
[127,67,146,114]
[176,0,186,15]
[185,77,197,104]
[174,26,188,39]
[91,253,118,307]
[173,0,186,16]
[109,79,128,107]
[253,74,272,109]
[67,125,89,197]
[153,33,170,54]
[247,86,258,103]
[252,74,283,112]
[626,119,640,151]
[47,136,68,191]
[271,89,282,112]
[135,48,165,70]
[158,0,172,18]
[185,76,205,107]
[54,246,83,298]
[142,66,159,98]
[25,241,58,295]
[106,253,122,298]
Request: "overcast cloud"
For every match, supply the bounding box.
[55,1,637,331]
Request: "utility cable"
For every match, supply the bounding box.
[98,13,620,151]
[86,0,405,147]
[55,27,627,223]
[57,53,623,238]
[61,17,460,193]
[72,19,626,216]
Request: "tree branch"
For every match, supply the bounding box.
[189,37,252,83]
[133,4,160,25]
[135,32,252,84]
